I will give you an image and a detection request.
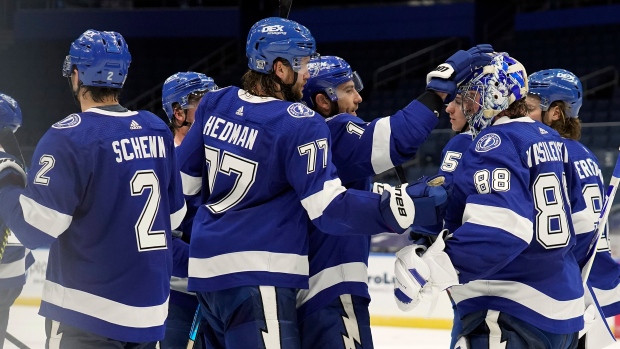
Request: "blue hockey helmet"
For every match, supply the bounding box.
[246,17,317,74]
[0,93,22,133]
[301,55,363,108]
[528,69,582,118]
[162,72,218,121]
[62,29,131,88]
[459,52,528,138]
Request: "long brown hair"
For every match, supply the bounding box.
[547,100,581,140]
[241,58,290,98]
[497,98,528,119]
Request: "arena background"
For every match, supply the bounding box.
[2,0,620,335]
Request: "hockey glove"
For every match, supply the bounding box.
[0,151,26,193]
[405,175,450,227]
[394,230,459,312]
[394,242,429,311]
[377,175,449,233]
[426,44,494,102]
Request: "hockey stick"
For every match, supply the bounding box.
[279,0,293,19]
[581,147,620,284]
[186,304,202,349]
[6,332,31,349]
[394,165,407,184]
[0,127,26,166]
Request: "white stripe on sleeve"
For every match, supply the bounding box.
[371,117,394,174]
[180,171,202,196]
[572,208,595,235]
[170,201,187,230]
[300,178,347,220]
[462,203,533,243]
[19,195,72,239]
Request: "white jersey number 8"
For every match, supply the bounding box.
[582,184,610,251]
[533,173,570,249]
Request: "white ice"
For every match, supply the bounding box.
[6,305,620,349]
[4,305,447,348]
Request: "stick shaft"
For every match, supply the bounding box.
[186,304,202,348]
[6,332,31,349]
[394,165,407,184]
[581,149,620,284]
[279,0,293,18]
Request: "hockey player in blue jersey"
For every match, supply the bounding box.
[0,93,34,349]
[527,69,620,348]
[176,17,454,349]
[435,94,472,349]
[161,72,217,349]
[164,72,218,147]
[0,30,187,348]
[296,51,493,349]
[439,93,472,183]
[394,53,590,348]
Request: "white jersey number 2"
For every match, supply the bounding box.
[34,155,55,185]
[131,170,167,251]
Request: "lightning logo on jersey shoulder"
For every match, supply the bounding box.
[287,103,315,118]
[52,114,81,129]
[475,133,501,153]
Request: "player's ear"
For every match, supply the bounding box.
[273,60,287,81]
[315,93,332,114]
[549,105,561,122]
[173,107,185,123]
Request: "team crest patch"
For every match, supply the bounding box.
[287,103,315,118]
[475,133,501,152]
[52,114,81,129]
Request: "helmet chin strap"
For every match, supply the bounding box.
[275,72,298,102]
[458,122,469,134]
[180,110,192,127]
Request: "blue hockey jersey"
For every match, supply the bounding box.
[296,99,439,320]
[0,233,34,289]
[0,107,187,342]
[564,139,620,317]
[179,87,402,293]
[445,117,585,334]
[438,130,472,186]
